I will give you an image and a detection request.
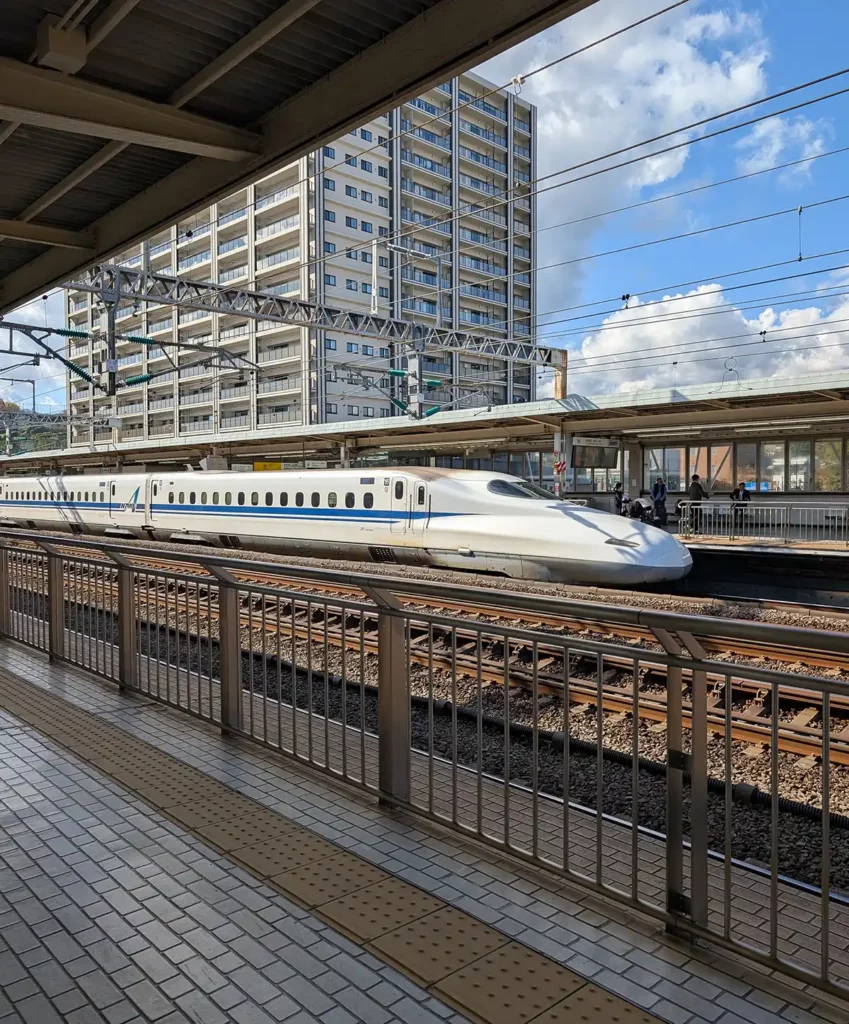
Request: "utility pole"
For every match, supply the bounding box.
[105,299,118,398]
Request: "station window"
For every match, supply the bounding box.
[237,492,245,505]
[251,492,259,505]
[265,492,274,506]
[280,492,288,505]
[688,447,708,483]
[363,493,374,509]
[394,481,404,500]
[759,443,784,493]
[735,443,757,491]
[789,441,812,491]
[345,493,355,508]
[815,439,842,491]
[710,445,732,492]
[295,492,304,507]
[328,492,337,507]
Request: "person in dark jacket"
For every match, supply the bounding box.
[613,481,624,514]
[650,476,668,525]
[730,482,751,532]
[688,474,709,533]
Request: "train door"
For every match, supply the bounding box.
[109,481,117,521]
[389,477,408,534]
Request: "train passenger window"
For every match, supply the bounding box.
[212,492,219,504]
[394,481,404,500]
[328,492,337,507]
[85,491,89,501]
[279,492,288,506]
[251,492,259,506]
[100,491,105,502]
[345,493,355,508]
[311,492,320,507]
[224,492,231,504]
[295,492,304,507]
[417,485,425,505]
[265,492,273,506]
[237,492,245,505]
[168,492,174,503]
[363,493,374,509]
[153,484,158,496]
[189,492,196,504]
[200,492,207,504]
[177,492,184,504]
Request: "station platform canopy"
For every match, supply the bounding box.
[4,369,849,472]
[0,0,595,314]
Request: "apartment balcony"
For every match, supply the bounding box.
[513,219,531,236]
[177,223,211,246]
[405,96,449,120]
[460,284,507,304]
[514,142,531,158]
[179,390,214,407]
[462,203,506,229]
[459,173,503,198]
[459,309,506,328]
[400,149,450,179]
[458,118,506,148]
[116,352,143,368]
[258,410,299,425]
[402,268,450,288]
[120,426,144,439]
[262,279,301,299]
[256,245,299,274]
[148,398,174,411]
[514,296,531,310]
[221,413,250,429]
[217,205,247,229]
[459,145,506,174]
[217,235,247,258]
[255,214,299,243]
[421,358,452,375]
[178,309,211,328]
[68,299,88,313]
[515,272,531,285]
[513,322,531,336]
[401,208,450,235]
[116,403,144,417]
[255,184,298,212]
[257,376,300,395]
[219,264,249,285]
[147,317,173,335]
[219,385,250,402]
[400,120,450,151]
[178,363,214,380]
[400,178,451,207]
[149,423,174,436]
[459,254,506,276]
[148,371,175,385]
[220,323,250,343]
[177,249,211,273]
[459,227,507,253]
[257,345,297,364]
[514,244,531,260]
[148,239,173,260]
[457,90,506,122]
[514,117,531,134]
[179,417,214,433]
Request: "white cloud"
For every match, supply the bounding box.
[734,115,830,181]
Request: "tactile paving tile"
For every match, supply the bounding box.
[370,906,509,984]
[272,852,389,907]
[531,985,658,1023]
[136,783,208,809]
[434,942,585,1024]
[317,877,444,942]
[197,813,301,853]
[237,830,339,875]
[167,795,256,829]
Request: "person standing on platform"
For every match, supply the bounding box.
[688,473,709,534]
[613,481,625,515]
[651,476,668,526]
[730,481,751,533]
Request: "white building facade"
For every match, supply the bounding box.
[64,71,536,448]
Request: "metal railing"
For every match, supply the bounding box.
[2,532,849,998]
[679,501,849,544]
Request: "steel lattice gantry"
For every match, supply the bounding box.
[0,0,598,314]
[69,264,558,365]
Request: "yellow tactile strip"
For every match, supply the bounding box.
[0,668,665,1024]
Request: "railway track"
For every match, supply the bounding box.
[7,550,849,766]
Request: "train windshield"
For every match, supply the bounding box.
[487,480,558,500]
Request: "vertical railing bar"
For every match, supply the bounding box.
[532,638,539,861]
[822,690,831,983]
[154,574,161,700]
[359,608,366,786]
[207,584,213,719]
[770,680,779,958]
[248,591,255,737]
[503,632,511,849]
[183,580,191,711]
[194,581,201,713]
[724,673,732,941]
[596,651,603,887]
[276,597,282,752]
[476,630,483,837]
[631,657,640,903]
[307,598,313,763]
[291,595,298,759]
[563,645,571,875]
[165,577,172,705]
[323,600,330,769]
[451,625,458,827]
[340,604,347,777]
[262,594,269,746]
[428,621,434,815]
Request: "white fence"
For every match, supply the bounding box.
[679,501,849,544]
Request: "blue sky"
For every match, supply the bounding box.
[6,0,849,410]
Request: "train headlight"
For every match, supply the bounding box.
[605,538,640,548]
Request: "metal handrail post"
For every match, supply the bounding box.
[117,567,137,692]
[689,667,709,927]
[218,581,242,736]
[376,599,411,806]
[0,548,9,637]
[46,555,64,663]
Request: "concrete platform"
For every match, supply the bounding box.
[1,644,848,1024]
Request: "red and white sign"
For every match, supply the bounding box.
[554,460,567,474]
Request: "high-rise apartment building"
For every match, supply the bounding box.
[64,71,536,448]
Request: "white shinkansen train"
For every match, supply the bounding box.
[0,468,692,585]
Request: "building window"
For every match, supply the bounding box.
[361,160,372,172]
[346,279,357,291]
[379,226,388,237]
[345,185,357,198]
[380,408,389,417]
[348,405,359,416]
[360,129,372,142]
[324,241,336,253]
[324,178,335,190]
[789,441,812,490]
[324,210,335,222]
[379,196,389,208]
[325,338,337,350]
[324,274,336,286]
[378,166,388,179]
[379,347,389,358]
[815,439,841,491]
[361,221,373,234]
[378,135,387,146]
[363,406,374,417]
[760,442,785,492]
[345,153,356,166]
[347,342,358,353]
[378,256,389,268]
[345,216,357,228]
[361,190,372,203]
[347,249,358,260]
[363,345,374,356]
[324,146,335,158]
[326,402,337,414]
[360,252,372,264]
[361,283,372,294]
[379,286,389,298]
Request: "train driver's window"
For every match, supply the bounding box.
[345,492,355,508]
[295,492,304,507]
[168,492,174,503]
[265,492,273,506]
[394,481,404,500]
[311,492,320,507]
[178,492,185,504]
[279,492,288,506]
[363,493,374,509]
[237,492,245,505]
[201,492,207,504]
[212,492,219,504]
[251,492,259,506]
[328,492,337,507]
[417,485,425,505]
[189,492,196,504]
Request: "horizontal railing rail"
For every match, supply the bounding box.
[1,529,849,996]
[678,500,849,544]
